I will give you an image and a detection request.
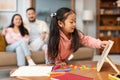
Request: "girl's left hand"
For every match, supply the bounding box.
[101,41,108,48]
[56,62,67,66]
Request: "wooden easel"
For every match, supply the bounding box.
[105,56,120,74]
[97,40,120,74]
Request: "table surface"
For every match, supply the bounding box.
[12,61,120,80]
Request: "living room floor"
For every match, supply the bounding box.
[0,54,120,80]
[93,54,120,64]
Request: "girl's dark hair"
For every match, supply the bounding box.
[48,7,83,61]
[8,14,29,36]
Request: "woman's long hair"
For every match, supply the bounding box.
[48,7,83,61]
[8,14,29,36]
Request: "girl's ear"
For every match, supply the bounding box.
[58,20,63,28]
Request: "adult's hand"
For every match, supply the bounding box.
[40,32,47,40]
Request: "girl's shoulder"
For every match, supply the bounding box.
[77,30,84,35]
[77,30,85,39]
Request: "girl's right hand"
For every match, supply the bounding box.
[101,41,108,48]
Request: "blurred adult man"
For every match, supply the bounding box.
[24,8,49,51]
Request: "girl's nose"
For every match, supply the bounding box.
[73,23,76,26]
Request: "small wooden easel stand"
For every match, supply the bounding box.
[105,56,120,74]
[97,40,120,74]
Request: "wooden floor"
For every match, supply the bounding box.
[0,67,17,80]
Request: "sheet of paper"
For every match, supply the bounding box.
[10,66,53,77]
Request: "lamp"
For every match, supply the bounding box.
[82,10,94,35]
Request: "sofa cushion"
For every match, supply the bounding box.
[0,52,17,66]
[72,47,94,60]
[0,47,94,67]
[0,51,45,66]
[0,34,6,51]
[31,51,45,64]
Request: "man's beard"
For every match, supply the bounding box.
[29,19,36,22]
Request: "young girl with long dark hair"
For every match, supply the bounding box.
[46,7,107,66]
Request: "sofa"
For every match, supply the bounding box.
[0,33,94,67]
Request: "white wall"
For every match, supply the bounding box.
[75,0,96,38]
[75,0,97,54]
[0,0,30,28]
[0,0,96,38]
[75,0,84,32]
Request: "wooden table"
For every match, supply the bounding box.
[12,61,120,80]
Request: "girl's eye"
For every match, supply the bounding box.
[70,22,73,23]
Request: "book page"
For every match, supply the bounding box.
[10,66,53,77]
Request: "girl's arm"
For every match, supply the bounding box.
[79,32,107,48]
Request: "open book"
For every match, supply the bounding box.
[10,66,53,77]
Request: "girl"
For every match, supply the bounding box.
[46,7,108,66]
[2,14,36,66]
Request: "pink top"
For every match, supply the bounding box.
[3,28,29,44]
[54,30,101,64]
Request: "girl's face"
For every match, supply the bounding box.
[59,13,76,35]
[13,15,22,27]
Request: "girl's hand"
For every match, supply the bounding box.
[101,41,108,48]
[56,62,67,66]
